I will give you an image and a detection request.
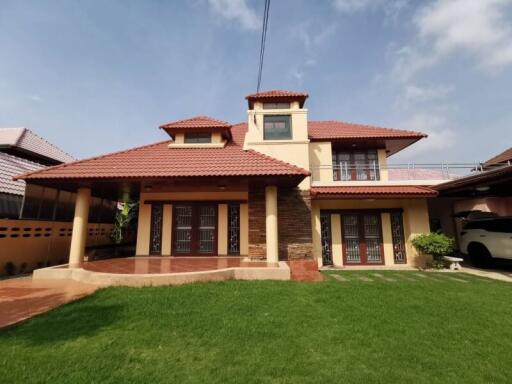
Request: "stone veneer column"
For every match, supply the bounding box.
[69,187,91,267]
[265,185,279,264]
[248,187,266,259]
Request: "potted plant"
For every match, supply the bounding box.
[411,233,455,269]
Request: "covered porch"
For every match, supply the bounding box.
[28,174,309,284]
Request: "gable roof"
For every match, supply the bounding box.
[484,147,512,167]
[0,152,44,195]
[0,127,75,164]
[17,123,309,181]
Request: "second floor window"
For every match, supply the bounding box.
[263,102,291,109]
[263,115,292,140]
[332,150,380,181]
[184,132,212,143]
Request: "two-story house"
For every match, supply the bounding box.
[17,90,437,272]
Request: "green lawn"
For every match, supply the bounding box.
[1,272,511,383]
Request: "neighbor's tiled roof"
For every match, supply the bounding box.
[245,90,309,99]
[0,152,44,195]
[310,186,437,198]
[18,123,309,180]
[308,121,426,141]
[159,116,231,130]
[0,127,75,163]
[484,147,512,166]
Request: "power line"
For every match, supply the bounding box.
[257,0,270,93]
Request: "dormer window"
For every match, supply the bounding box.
[264,115,292,140]
[263,102,290,110]
[184,132,212,144]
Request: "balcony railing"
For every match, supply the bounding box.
[310,163,509,184]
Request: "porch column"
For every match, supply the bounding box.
[265,185,279,263]
[69,187,91,267]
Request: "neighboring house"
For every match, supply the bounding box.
[0,127,75,218]
[432,151,512,247]
[17,90,441,268]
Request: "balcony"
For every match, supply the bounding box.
[310,163,507,186]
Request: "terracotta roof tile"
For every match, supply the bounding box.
[311,186,437,198]
[245,90,309,99]
[308,121,426,141]
[18,123,309,180]
[159,116,231,130]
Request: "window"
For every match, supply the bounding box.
[263,115,292,140]
[263,102,290,110]
[332,150,380,181]
[228,204,240,255]
[184,132,212,143]
[391,211,407,264]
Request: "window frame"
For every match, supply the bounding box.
[262,102,291,110]
[263,115,292,140]
[332,149,380,181]
[184,132,212,144]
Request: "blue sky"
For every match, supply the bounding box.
[1,0,512,163]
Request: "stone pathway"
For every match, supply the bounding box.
[327,272,492,284]
[0,277,97,329]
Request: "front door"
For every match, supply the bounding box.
[341,213,384,265]
[173,204,217,256]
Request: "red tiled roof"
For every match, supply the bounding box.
[245,90,309,99]
[311,186,437,199]
[159,116,231,130]
[245,90,309,108]
[484,147,512,166]
[17,123,309,180]
[308,121,426,141]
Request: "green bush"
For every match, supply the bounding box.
[4,262,16,276]
[411,233,455,261]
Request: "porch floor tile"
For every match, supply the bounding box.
[81,257,270,274]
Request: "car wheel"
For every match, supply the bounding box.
[468,243,493,268]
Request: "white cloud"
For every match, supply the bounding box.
[396,113,457,157]
[395,0,512,79]
[333,0,374,13]
[402,83,454,104]
[333,0,409,19]
[208,0,260,31]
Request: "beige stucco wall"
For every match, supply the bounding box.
[312,198,431,267]
[135,191,249,256]
[0,219,113,276]
[309,142,333,183]
[244,101,310,189]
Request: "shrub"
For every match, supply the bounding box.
[4,262,16,276]
[412,232,455,262]
[19,262,28,274]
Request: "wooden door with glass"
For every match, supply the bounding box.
[172,203,218,256]
[341,212,384,265]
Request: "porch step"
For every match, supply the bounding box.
[287,260,324,282]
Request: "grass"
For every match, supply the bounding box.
[1,271,511,383]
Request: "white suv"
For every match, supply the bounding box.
[460,217,512,267]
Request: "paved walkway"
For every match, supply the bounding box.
[0,277,97,329]
[327,271,492,283]
[460,267,512,282]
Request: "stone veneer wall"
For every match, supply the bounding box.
[248,186,313,261]
[277,188,313,260]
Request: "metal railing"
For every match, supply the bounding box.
[310,162,510,183]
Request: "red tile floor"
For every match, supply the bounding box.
[81,257,270,274]
[0,277,97,329]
